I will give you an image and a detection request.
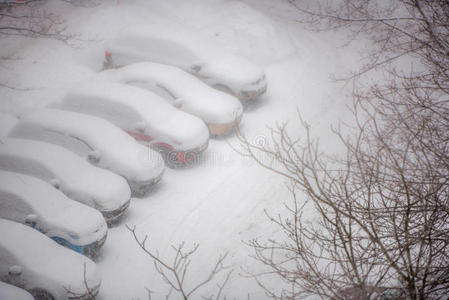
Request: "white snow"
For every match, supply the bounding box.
[58,81,210,151]
[0,170,107,246]
[0,112,18,139]
[105,23,267,93]
[10,108,165,184]
[98,62,243,125]
[0,138,131,212]
[0,218,101,299]
[0,0,367,299]
[0,281,34,300]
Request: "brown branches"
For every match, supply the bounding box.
[0,0,75,42]
[127,225,233,300]
[64,263,99,300]
[288,0,449,85]
[234,89,449,298]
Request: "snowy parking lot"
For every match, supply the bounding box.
[0,0,361,298]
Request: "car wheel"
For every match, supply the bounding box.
[29,288,55,300]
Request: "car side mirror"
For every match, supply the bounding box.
[135,121,146,132]
[87,150,101,164]
[173,98,183,109]
[25,214,38,228]
[9,265,22,276]
[50,179,61,189]
[190,63,203,73]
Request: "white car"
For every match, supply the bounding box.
[0,282,34,300]
[10,108,165,197]
[0,171,108,257]
[104,25,267,101]
[0,218,101,300]
[0,112,18,139]
[0,138,131,224]
[97,62,243,136]
[56,81,210,167]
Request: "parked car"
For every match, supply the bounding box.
[0,112,18,139]
[56,81,210,167]
[0,281,34,300]
[0,171,108,256]
[0,138,131,224]
[0,218,101,300]
[104,25,267,101]
[10,108,165,197]
[97,62,243,136]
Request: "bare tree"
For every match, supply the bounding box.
[0,0,71,41]
[230,2,449,299]
[288,0,449,83]
[234,96,448,299]
[127,225,233,300]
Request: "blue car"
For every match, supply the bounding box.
[0,171,108,256]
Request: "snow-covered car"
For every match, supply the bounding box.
[56,81,210,167]
[0,171,108,256]
[104,25,267,101]
[10,108,165,197]
[0,281,34,300]
[0,112,18,139]
[97,62,243,136]
[0,138,131,224]
[0,218,101,300]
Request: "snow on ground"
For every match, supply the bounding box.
[0,0,366,299]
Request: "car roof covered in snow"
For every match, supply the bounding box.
[59,81,209,151]
[98,62,243,124]
[11,108,164,183]
[0,112,18,139]
[0,138,130,212]
[0,171,107,246]
[106,24,265,86]
[0,218,101,298]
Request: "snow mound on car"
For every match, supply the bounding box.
[0,138,131,211]
[0,171,107,246]
[12,108,164,183]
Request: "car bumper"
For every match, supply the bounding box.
[128,170,164,197]
[51,233,107,257]
[237,83,267,101]
[154,139,209,167]
[102,198,131,225]
[208,114,242,136]
[82,233,107,257]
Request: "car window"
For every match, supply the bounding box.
[11,125,93,157]
[0,192,33,223]
[62,96,141,131]
[0,156,55,182]
[130,81,177,102]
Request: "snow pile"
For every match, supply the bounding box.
[58,81,210,151]
[0,138,131,212]
[0,218,101,299]
[11,108,165,184]
[0,171,107,247]
[133,0,295,66]
[98,62,243,124]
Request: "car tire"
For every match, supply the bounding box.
[29,288,55,300]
